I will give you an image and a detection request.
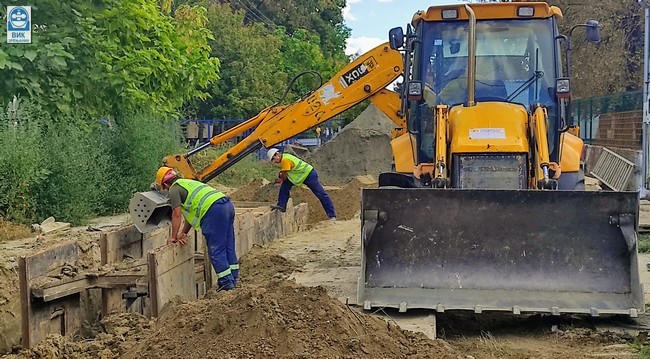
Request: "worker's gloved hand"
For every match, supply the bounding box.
[150,182,161,191]
[274,178,283,184]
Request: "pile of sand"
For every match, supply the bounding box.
[122,280,457,359]
[229,175,377,224]
[306,104,395,185]
[122,245,457,359]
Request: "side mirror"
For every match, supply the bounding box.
[585,19,601,44]
[389,27,404,50]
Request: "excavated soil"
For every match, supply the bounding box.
[230,175,377,224]
[305,104,395,185]
[10,244,460,359]
[8,220,646,359]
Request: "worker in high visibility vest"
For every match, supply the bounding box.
[154,166,238,291]
[267,148,336,220]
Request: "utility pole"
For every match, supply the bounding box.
[642,0,650,190]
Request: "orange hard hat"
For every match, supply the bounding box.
[155,166,176,186]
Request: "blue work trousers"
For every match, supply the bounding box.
[200,197,238,290]
[278,169,336,218]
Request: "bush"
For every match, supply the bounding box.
[0,106,48,223]
[35,119,113,224]
[0,100,280,226]
[0,101,182,225]
[102,112,182,212]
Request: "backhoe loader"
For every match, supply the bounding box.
[130,2,643,317]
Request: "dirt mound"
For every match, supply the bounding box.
[12,245,457,359]
[15,313,153,359]
[124,281,456,359]
[306,104,395,185]
[230,176,377,224]
[124,244,455,358]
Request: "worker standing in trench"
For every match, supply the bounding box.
[267,148,337,221]
[154,166,238,291]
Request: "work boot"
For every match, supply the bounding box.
[217,280,235,291]
[329,217,337,221]
[270,204,286,212]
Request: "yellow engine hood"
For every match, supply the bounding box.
[449,102,529,154]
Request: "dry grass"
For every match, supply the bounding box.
[0,218,33,243]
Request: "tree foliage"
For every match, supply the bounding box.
[197,3,284,119]
[184,1,351,120]
[0,0,219,119]
[548,0,643,97]
[230,0,350,63]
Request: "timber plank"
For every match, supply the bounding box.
[148,243,195,317]
[19,241,80,349]
[33,272,146,302]
[100,226,143,265]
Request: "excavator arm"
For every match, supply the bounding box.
[164,43,404,183]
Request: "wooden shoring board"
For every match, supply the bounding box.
[18,240,81,349]
[100,225,170,316]
[32,270,146,302]
[100,226,143,265]
[148,242,196,317]
[101,226,143,316]
[142,226,170,253]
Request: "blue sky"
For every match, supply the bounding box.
[344,0,464,56]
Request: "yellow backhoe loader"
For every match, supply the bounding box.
[131,2,643,317]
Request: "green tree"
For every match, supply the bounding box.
[197,3,285,119]
[0,0,219,119]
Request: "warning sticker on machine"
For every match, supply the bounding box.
[469,128,506,139]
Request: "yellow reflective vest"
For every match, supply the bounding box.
[172,179,225,229]
[283,153,313,185]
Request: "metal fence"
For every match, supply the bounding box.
[572,90,643,144]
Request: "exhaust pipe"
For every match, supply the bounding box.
[465,4,476,107]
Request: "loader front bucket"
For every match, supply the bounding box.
[359,188,644,316]
[129,191,171,233]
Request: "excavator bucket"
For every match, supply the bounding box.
[358,188,644,317]
[129,191,171,233]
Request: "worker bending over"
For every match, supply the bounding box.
[267,148,336,221]
[154,166,238,291]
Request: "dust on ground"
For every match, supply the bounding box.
[230,175,377,224]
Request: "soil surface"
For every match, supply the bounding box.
[5,218,647,359]
[1,196,650,359]
[230,175,377,224]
